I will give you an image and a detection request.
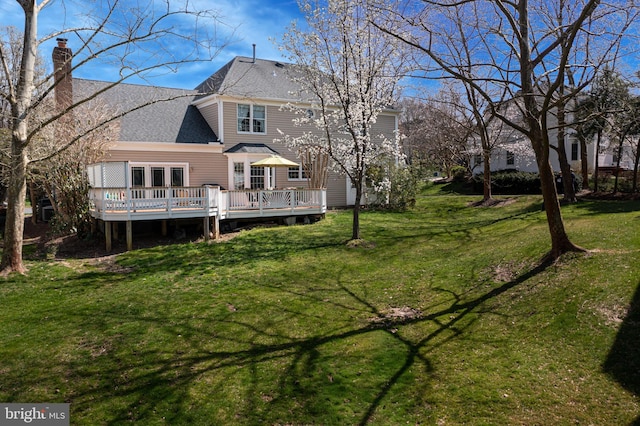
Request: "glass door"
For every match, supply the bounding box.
[151,167,165,198]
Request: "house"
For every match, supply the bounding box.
[470,128,640,180]
[53,44,400,249]
[470,132,596,174]
[469,95,597,175]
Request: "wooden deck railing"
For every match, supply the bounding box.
[88,187,326,221]
[225,189,326,212]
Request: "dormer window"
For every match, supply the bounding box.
[237,104,266,134]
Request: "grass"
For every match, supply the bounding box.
[1,188,640,424]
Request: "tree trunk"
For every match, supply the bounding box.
[594,130,602,192]
[527,114,584,261]
[1,2,38,275]
[28,181,37,225]
[351,182,362,240]
[482,148,492,202]
[557,144,575,202]
[613,131,626,193]
[578,134,590,190]
[555,105,576,202]
[516,0,582,261]
[1,144,28,275]
[633,142,640,192]
[537,153,584,262]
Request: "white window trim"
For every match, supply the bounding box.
[128,162,190,187]
[506,151,515,166]
[237,103,267,135]
[225,155,276,190]
[287,165,308,181]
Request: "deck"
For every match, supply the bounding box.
[88,187,326,251]
[88,186,326,222]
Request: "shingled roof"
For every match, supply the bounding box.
[194,56,308,101]
[74,79,218,144]
[224,143,280,154]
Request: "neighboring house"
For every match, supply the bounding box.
[470,133,596,174]
[469,95,597,175]
[53,45,400,249]
[596,140,636,171]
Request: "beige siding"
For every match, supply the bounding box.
[222,101,308,182]
[372,114,398,140]
[198,102,219,136]
[106,149,228,187]
[326,171,347,208]
[221,102,325,145]
[220,101,398,207]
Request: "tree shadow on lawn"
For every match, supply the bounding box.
[569,199,640,216]
[365,206,544,253]
[67,207,537,287]
[31,261,550,424]
[99,225,347,281]
[603,281,640,426]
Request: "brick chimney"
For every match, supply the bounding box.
[52,38,72,111]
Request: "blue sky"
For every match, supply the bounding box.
[0,0,304,89]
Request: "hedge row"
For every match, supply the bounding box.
[471,170,582,194]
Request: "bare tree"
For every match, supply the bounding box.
[0,0,229,274]
[400,90,474,178]
[376,0,638,261]
[278,0,405,241]
[0,25,47,205]
[611,90,640,193]
[30,98,118,234]
[575,68,631,192]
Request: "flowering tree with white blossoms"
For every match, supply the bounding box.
[278,0,406,241]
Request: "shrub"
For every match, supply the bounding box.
[450,166,467,182]
[367,164,422,211]
[472,170,541,194]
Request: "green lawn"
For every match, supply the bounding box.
[1,189,639,425]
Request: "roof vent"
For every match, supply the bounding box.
[275,62,285,68]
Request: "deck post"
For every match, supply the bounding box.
[214,215,220,240]
[112,222,119,241]
[126,220,133,251]
[161,220,167,236]
[105,220,112,252]
[203,216,210,241]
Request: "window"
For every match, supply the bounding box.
[250,166,265,189]
[233,162,245,190]
[253,105,265,133]
[171,167,184,187]
[288,165,310,180]
[571,142,579,162]
[151,167,166,198]
[237,104,266,133]
[506,151,515,166]
[131,167,145,187]
[237,104,250,132]
[128,163,188,191]
[474,154,483,166]
[151,167,165,187]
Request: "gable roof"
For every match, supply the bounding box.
[74,79,218,144]
[194,57,306,101]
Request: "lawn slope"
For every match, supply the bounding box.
[1,190,639,425]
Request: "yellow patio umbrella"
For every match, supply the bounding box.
[250,155,300,167]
